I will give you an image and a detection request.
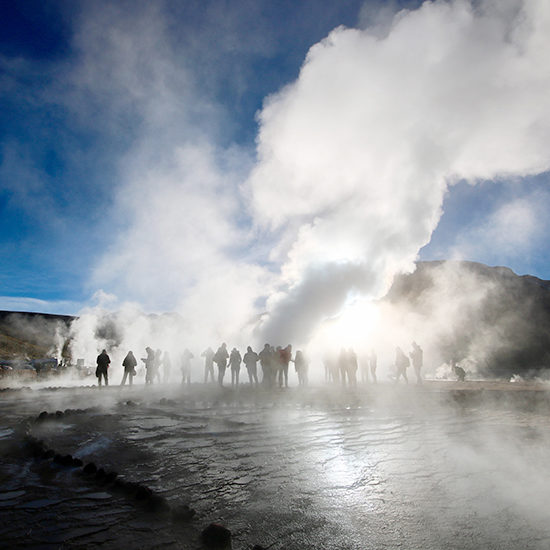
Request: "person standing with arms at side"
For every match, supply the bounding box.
[201,347,215,383]
[258,343,271,387]
[121,350,137,386]
[409,342,423,385]
[278,344,292,388]
[214,343,229,387]
[180,349,194,385]
[369,349,377,384]
[294,350,309,387]
[96,349,110,387]
[243,346,259,386]
[229,347,242,387]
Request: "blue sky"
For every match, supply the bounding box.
[1,0,550,318]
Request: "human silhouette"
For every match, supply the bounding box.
[294,350,309,386]
[181,349,194,384]
[229,348,242,386]
[214,343,229,386]
[258,344,272,387]
[142,347,155,384]
[96,349,110,386]
[394,346,409,383]
[121,350,137,386]
[361,353,370,384]
[243,346,259,386]
[369,349,377,383]
[347,348,358,386]
[323,353,339,384]
[154,349,163,383]
[201,347,215,383]
[338,348,349,386]
[278,345,292,388]
[409,342,423,385]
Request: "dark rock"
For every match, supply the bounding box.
[83,462,97,474]
[95,468,106,481]
[147,494,170,513]
[37,411,49,422]
[54,454,73,466]
[124,481,139,496]
[135,485,153,500]
[42,449,55,459]
[28,440,46,457]
[172,504,196,521]
[72,457,83,467]
[104,471,117,484]
[55,410,64,418]
[112,479,126,492]
[201,523,231,547]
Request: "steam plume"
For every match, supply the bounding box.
[250,0,550,342]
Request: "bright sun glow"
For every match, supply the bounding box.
[312,298,380,353]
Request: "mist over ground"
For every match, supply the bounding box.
[3,260,550,384]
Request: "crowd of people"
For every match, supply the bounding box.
[95,341,431,388]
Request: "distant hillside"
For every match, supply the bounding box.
[2,261,550,377]
[0,310,74,360]
[385,261,550,377]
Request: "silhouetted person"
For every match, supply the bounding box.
[162,351,172,383]
[452,360,466,382]
[394,346,409,383]
[181,349,193,384]
[338,348,349,386]
[96,349,110,387]
[258,344,272,387]
[154,349,163,383]
[323,353,339,384]
[214,343,229,386]
[243,346,259,386]
[121,350,137,386]
[142,346,155,384]
[294,350,308,386]
[369,349,377,383]
[361,353,370,384]
[409,342,423,385]
[201,347,215,383]
[278,345,292,388]
[347,347,358,386]
[229,347,242,386]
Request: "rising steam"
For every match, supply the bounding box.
[250,0,550,343]
[32,0,550,364]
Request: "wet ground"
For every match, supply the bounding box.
[2,381,550,549]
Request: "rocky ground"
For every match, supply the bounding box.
[2,381,550,549]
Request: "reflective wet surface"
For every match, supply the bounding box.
[2,383,550,549]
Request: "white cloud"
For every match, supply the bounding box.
[449,191,549,266]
